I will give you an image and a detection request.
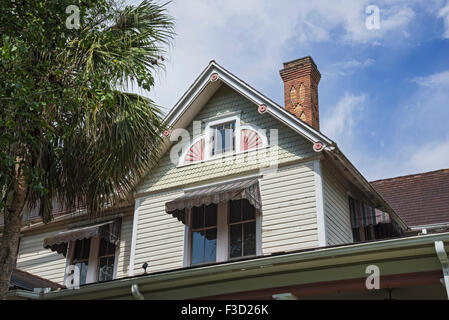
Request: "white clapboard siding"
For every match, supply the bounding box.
[260,161,319,254]
[322,162,353,246]
[115,215,133,278]
[16,230,68,284]
[133,189,185,275]
[16,214,135,284]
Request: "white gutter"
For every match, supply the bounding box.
[131,284,144,300]
[411,223,449,231]
[128,199,141,277]
[39,232,449,299]
[434,241,449,299]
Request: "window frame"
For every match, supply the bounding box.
[65,235,120,285]
[183,198,261,267]
[190,204,218,265]
[204,114,241,161]
[228,199,257,260]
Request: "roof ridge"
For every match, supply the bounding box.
[371,167,449,184]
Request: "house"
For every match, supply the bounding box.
[4,57,449,300]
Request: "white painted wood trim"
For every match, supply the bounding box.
[183,208,192,267]
[183,173,263,192]
[313,160,327,247]
[86,236,100,283]
[113,242,120,280]
[128,199,140,276]
[216,202,229,262]
[204,114,241,160]
[256,178,263,256]
[63,241,74,285]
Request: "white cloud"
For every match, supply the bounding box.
[352,69,449,181]
[321,92,366,145]
[438,1,449,38]
[128,0,417,110]
[413,70,449,86]
[325,58,375,77]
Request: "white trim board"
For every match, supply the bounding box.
[313,160,327,247]
[128,199,141,277]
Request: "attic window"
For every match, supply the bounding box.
[179,114,268,166]
[211,122,235,156]
[205,114,241,159]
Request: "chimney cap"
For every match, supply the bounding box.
[282,56,319,71]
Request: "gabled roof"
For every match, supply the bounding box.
[371,168,449,229]
[164,60,334,147]
[146,60,408,230]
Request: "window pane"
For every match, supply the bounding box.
[73,240,82,260]
[191,231,205,265]
[230,224,242,258]
[243,222,256,256]
[99,238,116,256]
[98,238,108,257]
[205,204,217,227]
[75,262,88,285]
[98,257,114,282]
[229,200,242,223]
[81,238,91,260]
[191,229,216,264]
[242,199,255,221]
[211,122,235,156]
[204,229,217,263]
[192,206,204,229]
[73,238,91,261]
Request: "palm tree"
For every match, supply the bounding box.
[0,0,174,298]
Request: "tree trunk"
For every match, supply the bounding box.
[0,178,27,299]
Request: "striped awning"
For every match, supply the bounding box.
[165,178,261,217]
[349,197,391,228]
[43,218,121,257]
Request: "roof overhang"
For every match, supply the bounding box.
[21,232,449,300]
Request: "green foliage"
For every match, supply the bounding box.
[0,0,175,221]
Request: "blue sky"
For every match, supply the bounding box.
[128,0,449,181]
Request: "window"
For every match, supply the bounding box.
[71,238,91,285]
[98,238,116,282]
[186,199,259,266]
[211,122,235,156]
[191,204,217,265]
[67,236,117,285]
[229,199,256,258]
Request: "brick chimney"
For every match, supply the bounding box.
[280,56,321,130]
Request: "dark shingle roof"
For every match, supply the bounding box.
[9,269,64,291]
[371,168,449,228]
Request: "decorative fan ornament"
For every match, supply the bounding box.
[258,104,267,114]
[163,129,171,137]
[241,129,263,151]
[210,73,219,82]
[185,139,205,163]
[313,141,324,152]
